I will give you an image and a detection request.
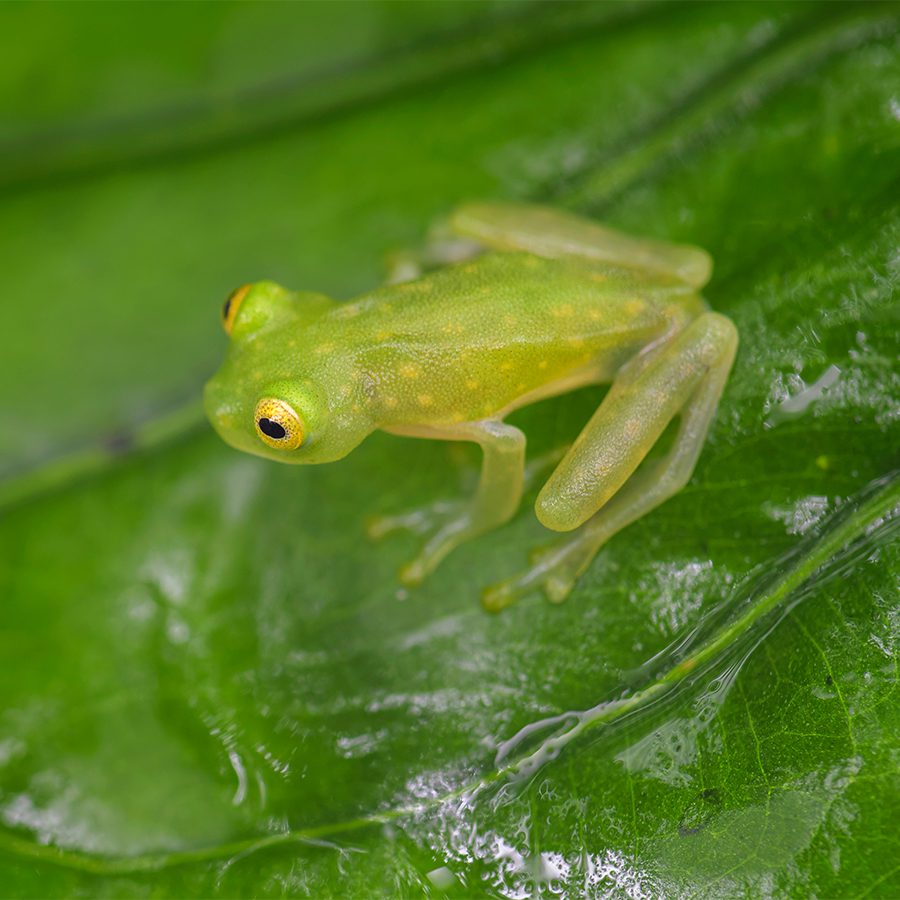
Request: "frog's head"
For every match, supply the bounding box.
[204,281,370,464]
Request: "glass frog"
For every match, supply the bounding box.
[204,203,738,611]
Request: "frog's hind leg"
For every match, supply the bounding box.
[482,312,737,612]
[450,202,712,288]
[368,420,526,586]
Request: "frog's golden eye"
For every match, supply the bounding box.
[222,284,251,335]
[254,398,304,450]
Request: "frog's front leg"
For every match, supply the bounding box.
[483,312,738,612]
[369,420,526,585]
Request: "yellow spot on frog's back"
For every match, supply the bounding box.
[502,314,517,326]
[568,336,585,349]
[336,303,360,319]
[383,395,398,409]
[465,378,479,391]
[551,303,574,318]
[624,299,647,317]
[314,341,336,355]
[538,360,548,370]
[417,393,434,407]
[588,308,603,322]
[589,271,608,283]
[399,362,420,379]
[375,328,392,342]
[500,361,514,372]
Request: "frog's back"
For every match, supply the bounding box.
[310,252,700,426]
[334,252,690,348]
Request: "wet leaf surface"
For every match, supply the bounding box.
[1,2,898,897]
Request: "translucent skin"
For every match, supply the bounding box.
[204,203,737,609]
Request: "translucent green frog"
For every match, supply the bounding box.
[204,203,737,611]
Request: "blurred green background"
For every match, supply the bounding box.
[0,2,898,897]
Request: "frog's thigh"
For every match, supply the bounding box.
[380,419,526,585]
[483,312,737,610]
[449,201,712,288]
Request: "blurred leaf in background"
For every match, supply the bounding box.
[0,1,898,897]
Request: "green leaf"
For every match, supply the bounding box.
[1,2,898,897]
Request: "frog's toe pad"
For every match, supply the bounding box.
[399,558,428,587]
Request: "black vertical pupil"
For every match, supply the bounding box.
[222,296,232,320]
[258,418,287,440]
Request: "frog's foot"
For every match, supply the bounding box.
[368,499,479,587]
[482,534,595,613]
